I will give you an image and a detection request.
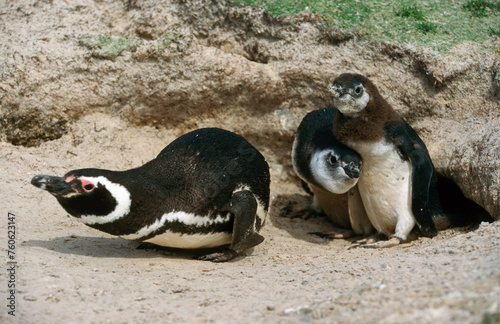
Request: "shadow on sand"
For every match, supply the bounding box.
[22,235,239,261]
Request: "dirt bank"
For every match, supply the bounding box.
[1,0,499,323]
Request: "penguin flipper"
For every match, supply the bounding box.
[227,190,264,253]
[386,121,439,237]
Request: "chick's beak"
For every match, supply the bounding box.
[328,84,344,99]
[343,163,361,179]
[31,175,76,196]
[344,168,361,179]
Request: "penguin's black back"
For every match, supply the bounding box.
[296,107,337,151]
[75,128,270,236]
[153,127,270,212]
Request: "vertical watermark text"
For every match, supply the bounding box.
[6,212,16,317]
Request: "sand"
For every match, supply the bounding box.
[1,113,499,323]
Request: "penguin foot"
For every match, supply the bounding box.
[136,242,167,251]
[347,235,376,249]
[282,204,320,220]
[197,249,239,262]
[348,234,391,249]
[362,237,402,249]
[310,229,355,239]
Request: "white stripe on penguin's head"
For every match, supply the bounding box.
[77,176,132,225]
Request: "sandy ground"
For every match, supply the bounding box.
[1,113,499,323]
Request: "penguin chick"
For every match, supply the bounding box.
[292,107,374,237]
[31,128,270,262]
[330,73,444,247]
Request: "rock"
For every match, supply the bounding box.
[417,119,500,220]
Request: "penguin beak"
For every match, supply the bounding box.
[343,165,361,179]
[31,175,76,196]
[329,84,344,99]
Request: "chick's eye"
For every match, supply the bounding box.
[328,155,338,165]
[355,86,362,95]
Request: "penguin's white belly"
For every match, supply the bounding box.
[350,140,415,238]
[121,211,233,249]
[145,231,232,249]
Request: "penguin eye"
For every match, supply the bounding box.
[354,86,363,95]
[80,179,96,192]
[328,155,338,165]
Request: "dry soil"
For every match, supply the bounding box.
[1,113,499,323]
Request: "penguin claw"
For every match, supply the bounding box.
[347,235,380,249]
[310,229,354,239]
[282,204,319,220]
[360,237,402,249]
[197,249,239,262]
[354,235,379,245]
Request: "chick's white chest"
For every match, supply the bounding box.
[348,139,414,237]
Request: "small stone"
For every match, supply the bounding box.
[23,295,37,301]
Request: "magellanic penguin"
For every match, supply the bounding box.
[329,73,445,248]
[291,107,374,238]
[31,128,270,262]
